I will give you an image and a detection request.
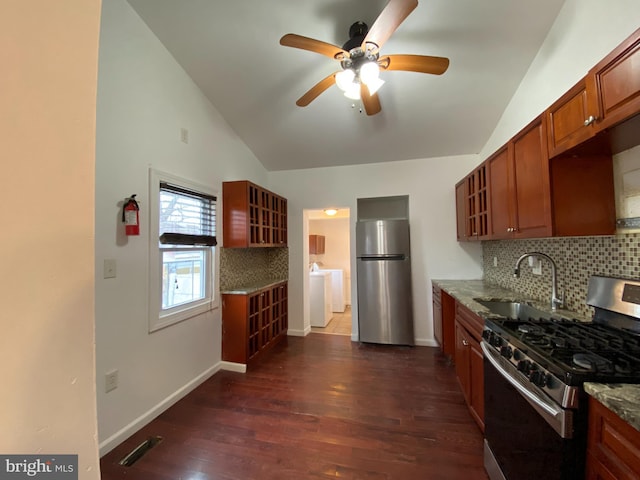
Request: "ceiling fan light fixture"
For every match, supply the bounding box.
[335,69,355,91]
[343,82,361,100]
[366,77,385,95]
[359,61,380,85]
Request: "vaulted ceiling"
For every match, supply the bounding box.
[126,0,565,171]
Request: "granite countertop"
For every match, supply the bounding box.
[432,279,588,321]
[221,278,287,295]
[584,383,640,432]
[433,279,639,433]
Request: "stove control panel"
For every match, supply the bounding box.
[482,328,578,409]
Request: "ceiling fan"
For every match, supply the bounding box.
[280,0,449,116]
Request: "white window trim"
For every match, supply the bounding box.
[148,168,219,332]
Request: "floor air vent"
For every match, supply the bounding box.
[118,436,163,466]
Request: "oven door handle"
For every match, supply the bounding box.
[481,341,562,418]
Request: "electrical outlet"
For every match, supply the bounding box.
[180,127,189,144]
[104,259,117,279]
[105,369,118,393]
[493,256,498,267]
[532,259,543,275]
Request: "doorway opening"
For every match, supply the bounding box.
[305,208,352,337]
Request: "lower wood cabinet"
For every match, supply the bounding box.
[432,284,455,360]
[454,301,484,432]
[222,281,288,366]
[586,397,640,480]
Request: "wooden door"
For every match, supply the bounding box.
[454,321,471,404]
[455,180,468,241]
[432,286,443,348]
[487,146,513,239]
[512,117,552,238]
[546,78,597,157]
[474,163,489,239]
[589,27,640,131]
[441,290,456,359]
[469,338,484,431]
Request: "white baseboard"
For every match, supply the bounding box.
[98,362,221,457]
[220,361,246,373]
[286,326,310,337]
[415,338,439,347]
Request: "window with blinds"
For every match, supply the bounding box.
[159,182,217,246]
[156,181,217,316]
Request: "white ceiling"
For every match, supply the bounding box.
[126,0,565,172]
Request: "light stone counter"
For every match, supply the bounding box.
[584,383,640,432]
[432,279,587,321]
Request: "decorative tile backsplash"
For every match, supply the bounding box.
[483,234,640,318]
[220,247,289,290]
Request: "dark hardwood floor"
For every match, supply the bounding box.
[100,334,488,480]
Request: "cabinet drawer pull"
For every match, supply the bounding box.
[462,339,469,346]
[584,115,597,126]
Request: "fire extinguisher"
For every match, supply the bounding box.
[122,194,140,236]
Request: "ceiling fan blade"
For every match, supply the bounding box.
[362,0,418,52]
[296,73,338,107]
[280,34,349,60]
[379,54,450,75]
[360,83,382,116]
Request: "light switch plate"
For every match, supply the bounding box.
[104,259,117,279]
[105,369,118,393]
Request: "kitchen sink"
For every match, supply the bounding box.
[474,299,551,320]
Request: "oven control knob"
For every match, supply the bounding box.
[490,335,502,348]
[513,349,523,361]
[517,360,531,375]
[482,330,491,341]
[500,346,513,359]
[529,370,548,388]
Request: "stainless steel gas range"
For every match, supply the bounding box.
[481,276,640,480]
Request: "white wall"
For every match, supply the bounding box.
[481,0,640,159]
[95,0,268,454]
[269,155,484,345]
[0,0,101,476]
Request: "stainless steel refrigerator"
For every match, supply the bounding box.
[356,219,414,345]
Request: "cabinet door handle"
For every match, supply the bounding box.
[584,115,597,126]
[462,339,470,346]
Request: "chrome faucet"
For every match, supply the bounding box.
[514,252,564,311]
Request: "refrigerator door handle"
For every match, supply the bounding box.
[358,254,406,261]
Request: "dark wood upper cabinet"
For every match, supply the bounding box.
[487,147,512,239]
[455,163,489,241]
[457,29,640,241]
[485,117,552,240]
[223,180,287,248]
[546,79,599,157]
[309,234,325,255]
[455,180,468,241]
[511,117,553,239]
[460,113,616,241]
[589,27,640,132]
[546,27,640,158]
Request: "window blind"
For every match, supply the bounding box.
[159,182,217,246]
